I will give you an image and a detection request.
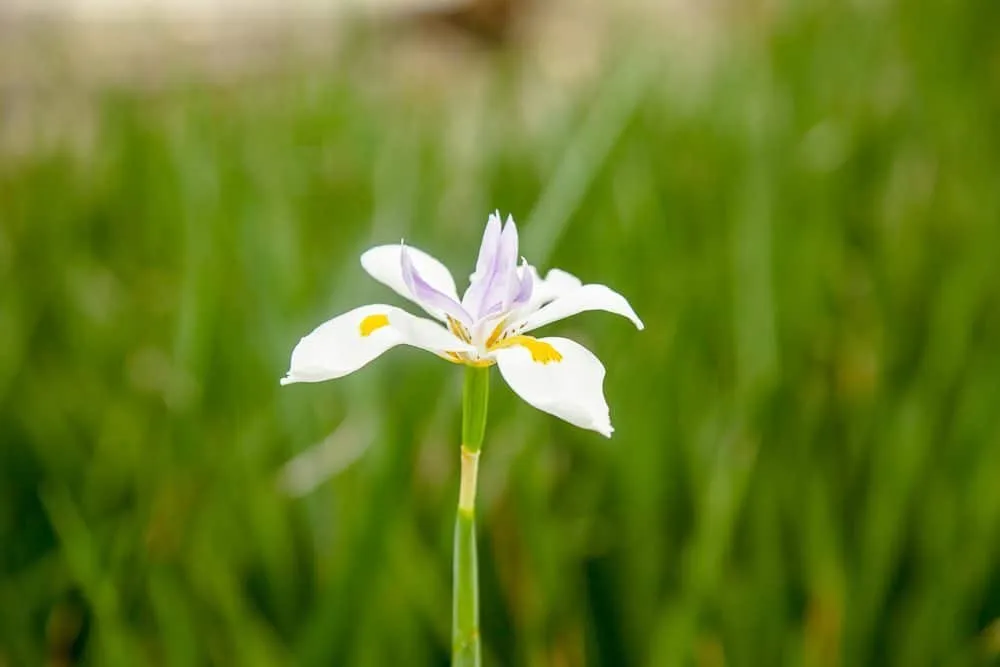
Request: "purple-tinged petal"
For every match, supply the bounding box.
[401,244,472,324]
[473,212,503,283]
[498,216,520,276]
[463,212,523,320]
[510,259,534,308]
[361,244,460,306]
[476,215,520,318]
[479,300,505,319]
[461,211,503,316]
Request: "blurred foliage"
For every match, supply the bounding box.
[3,1,1000,665]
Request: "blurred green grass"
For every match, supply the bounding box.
[2,1,1000,665]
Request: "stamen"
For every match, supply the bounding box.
[492,335,563,364]
[485,319,507,348]
[443,351,495,368]
[447,316,472,343]
[359,314,390,337]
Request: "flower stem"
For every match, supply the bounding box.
[453,365,489,666]
[462,365,490,453]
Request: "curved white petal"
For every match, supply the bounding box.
[541,268,583,296]
[521,283,644,333]
[360,245,460,316]
[281,304,470,385]
[493,336,613,437]
[524,267,583,310]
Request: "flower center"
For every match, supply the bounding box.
[445,314,558,366]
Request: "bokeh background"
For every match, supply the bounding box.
[3,0,1000,665]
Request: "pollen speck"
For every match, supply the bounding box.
[359,314,390,337]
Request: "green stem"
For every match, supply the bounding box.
[453,366,489,666]
[462,365,490,453]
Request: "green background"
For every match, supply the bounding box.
[2,1,1000,665]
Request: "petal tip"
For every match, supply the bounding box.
[358,247,376,270]
[358,244,393,275]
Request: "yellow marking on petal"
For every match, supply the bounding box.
[493,335,563,364]
[359,314,390,337]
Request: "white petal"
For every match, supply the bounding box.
[493,336,614,437]
[542,268,583,296]
[281,304,470,385]
[360,245,460,314]
[522,266,581,310]
[521,283,644,333]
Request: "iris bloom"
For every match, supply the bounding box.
[281,212,643,436]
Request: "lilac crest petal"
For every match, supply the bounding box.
[476,211,503,273]
[498,217,519,272]
[471,212,502,285]
[476,216,519,317]
[464,212,522,320]
[511,259,534,308]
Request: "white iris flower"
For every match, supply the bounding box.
[281,211,643,437]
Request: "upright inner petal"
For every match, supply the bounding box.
[510,260,534,309]
[491,217,520,311]
[463,213,521,320]
[462,212,502,316]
